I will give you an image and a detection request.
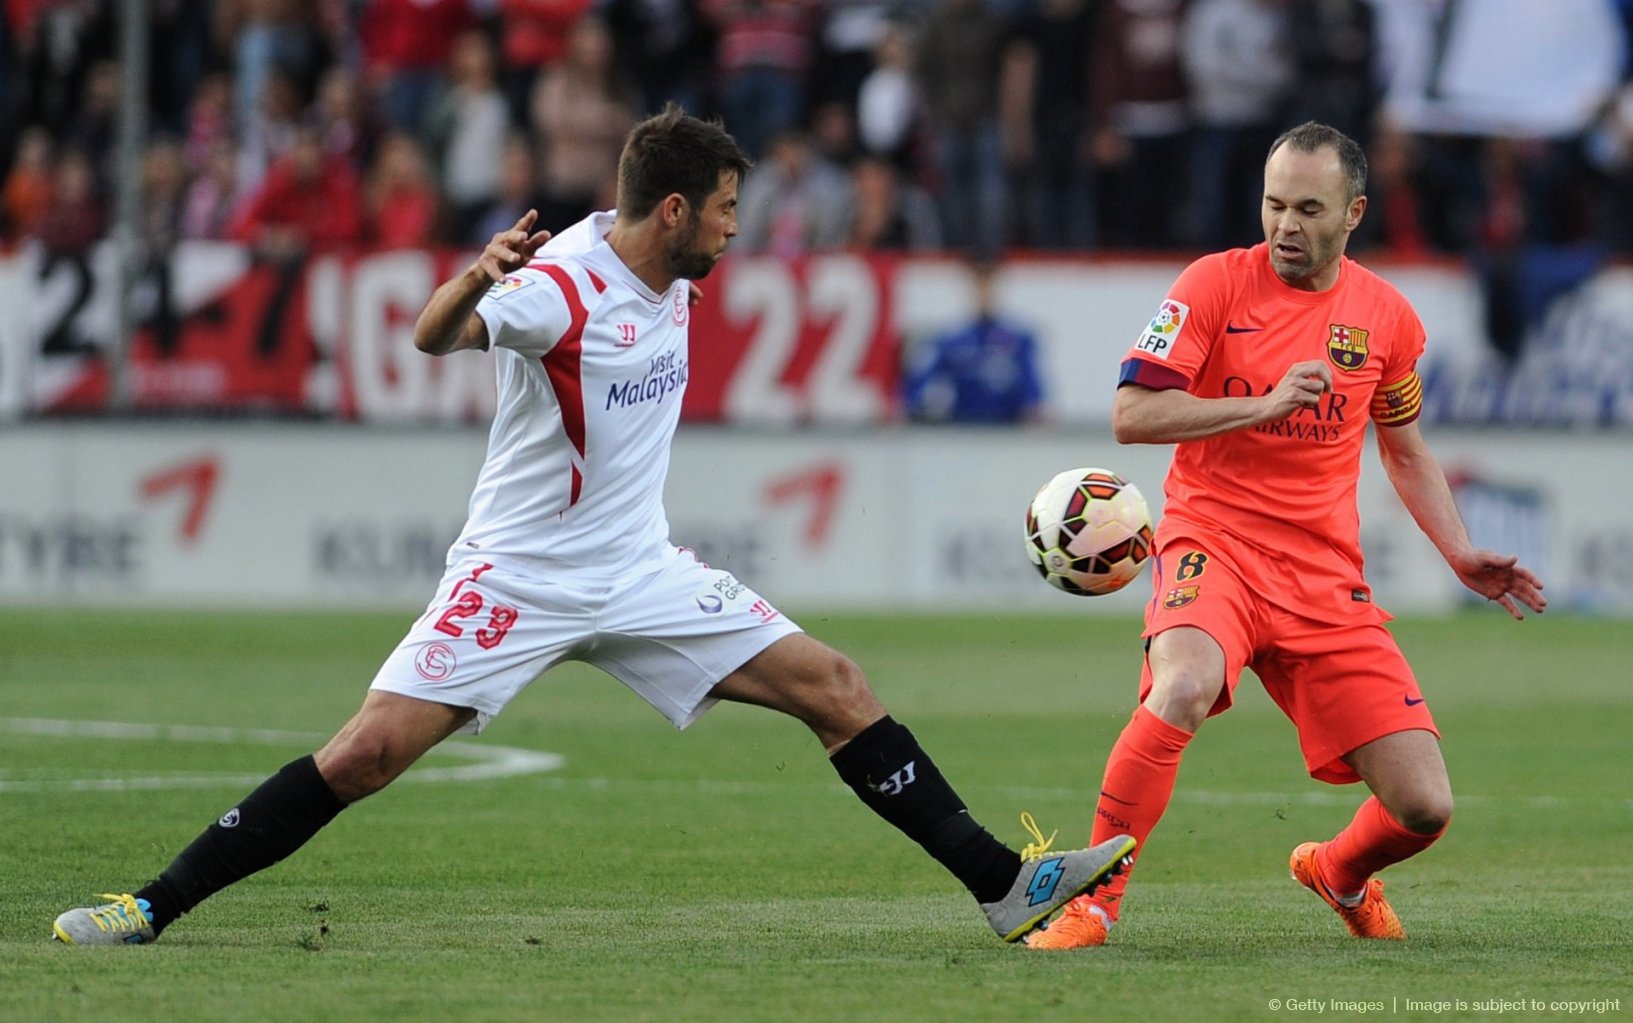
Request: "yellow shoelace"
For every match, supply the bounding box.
[88,893,149,934]
[1018,811,1060,862]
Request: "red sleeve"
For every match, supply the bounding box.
[308,167,363,247]
[226,180,276,243]
[1118,253,1233,390]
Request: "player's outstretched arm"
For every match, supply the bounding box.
[1112,360,1332,444]
[414,210,552,356]
[1375,419,1547,619]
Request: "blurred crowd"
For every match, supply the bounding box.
[1,0,1631,269]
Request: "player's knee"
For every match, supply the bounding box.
[315,731,402,803]
[1147,666,1222,728]
[826,653,872,701]
[1396,795,1453,836]
[814,653,879,716]
[802,652,884,736]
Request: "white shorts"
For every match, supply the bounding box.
[369,547,803,734]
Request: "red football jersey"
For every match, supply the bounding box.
[1120,243,1426,623]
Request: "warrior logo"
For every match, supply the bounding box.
[868,761,917,796]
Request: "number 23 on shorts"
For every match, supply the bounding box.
[431,563,519,651]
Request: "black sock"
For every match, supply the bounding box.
[136,755,347,933]
[829,716,1021,903]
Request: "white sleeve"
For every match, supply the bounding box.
[539,210,614,256]
[474,267,574,357]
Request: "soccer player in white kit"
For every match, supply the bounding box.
[53,108,1134,948]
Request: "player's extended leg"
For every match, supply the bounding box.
[1027,625,1223,949]
[53,692,474,945]
[710,633,1134,942]
[1291,728,1450,939]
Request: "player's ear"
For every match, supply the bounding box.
[661,193,686,229]
[1346,194,1367,232]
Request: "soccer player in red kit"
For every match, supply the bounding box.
[1028,122,1547,949]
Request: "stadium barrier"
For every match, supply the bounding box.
[2,241,1630,426]
[2,424,1627,614]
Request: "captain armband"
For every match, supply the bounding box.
[1371,371,1423,426]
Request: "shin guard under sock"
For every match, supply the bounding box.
[830,716,1020,903]
[137,755,347,933]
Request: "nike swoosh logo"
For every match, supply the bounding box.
[1225,323,1264,334]
[1404,696,1426,706]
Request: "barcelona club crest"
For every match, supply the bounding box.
[1327,324,1369,370]
[1163,585,1201,609]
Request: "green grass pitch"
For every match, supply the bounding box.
[1,610,1628,1022]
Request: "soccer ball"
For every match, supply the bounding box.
[1024,467,1154,596]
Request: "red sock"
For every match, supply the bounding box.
[1087,704,1195,920]
[1317,796,1445,899]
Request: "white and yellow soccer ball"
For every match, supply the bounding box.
[1024,467,1154,596]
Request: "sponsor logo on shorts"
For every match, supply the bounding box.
[415,641,457,682]
[748,598,781,623]
[696,594,724,614]
[218,808,240,828]
[1163,585,1201,609]
[713,574,747,601]
[1404,695,1426,706]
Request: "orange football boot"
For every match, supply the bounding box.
[1290,841,1405,939]
[1023,895,1112,950]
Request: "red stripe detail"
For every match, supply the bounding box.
[1119,357,1191,391]
[537,264,590,507]
[525,264,606,296]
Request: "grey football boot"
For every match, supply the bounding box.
[981,815,1136,942]
[53,894,156,945]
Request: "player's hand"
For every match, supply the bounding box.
[475,209,552,282]
[1450,548,1547,620]
[687,282,703,306]
[1262,360,1332,420]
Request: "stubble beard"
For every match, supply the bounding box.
[666,216,720,281]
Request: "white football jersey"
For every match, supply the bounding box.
[452,212,693,576]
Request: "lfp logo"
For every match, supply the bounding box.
[1135,298,1189,360]
[1148,300,1185,335]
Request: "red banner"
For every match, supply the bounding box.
[681,254,900,423]
[29,245,903,424]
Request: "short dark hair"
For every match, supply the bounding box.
[1267,121,1367,201]
[616,105,752,220]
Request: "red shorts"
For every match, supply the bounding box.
[1139,536,1438,784]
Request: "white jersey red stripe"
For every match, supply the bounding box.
[536,262,592,506]
[453,211,691,576]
